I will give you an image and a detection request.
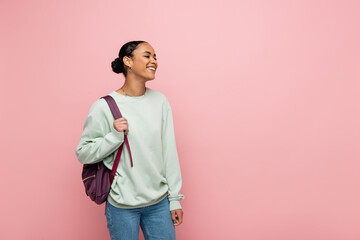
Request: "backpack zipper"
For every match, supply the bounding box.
[82,175,96,182]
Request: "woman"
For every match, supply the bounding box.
[75,41,184,240]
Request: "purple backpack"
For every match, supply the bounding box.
[81,95,133,204]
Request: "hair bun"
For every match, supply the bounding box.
[111,57,123,74]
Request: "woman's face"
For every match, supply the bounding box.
[125,42,158,81]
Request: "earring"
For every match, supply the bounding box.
[129,66,132,72]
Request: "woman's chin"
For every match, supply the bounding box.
[145,77,155,82]
[147,75,156,81]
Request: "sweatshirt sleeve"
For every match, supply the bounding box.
[162,98,185,211]
[75,99,125,164]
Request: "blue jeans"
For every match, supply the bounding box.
[105,196,176,240]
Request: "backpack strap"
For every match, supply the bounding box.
[101,95,134,184]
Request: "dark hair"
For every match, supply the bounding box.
[111,40,146,76]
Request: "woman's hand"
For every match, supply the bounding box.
[113,117,129,135]
[171,209,183,226]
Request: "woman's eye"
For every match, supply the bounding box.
[145,56,157,60]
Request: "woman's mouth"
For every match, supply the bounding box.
[147,67,156,72]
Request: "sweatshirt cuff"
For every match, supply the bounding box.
[168,193,184,211]
[108,125,125,143]
[169,200,182,211]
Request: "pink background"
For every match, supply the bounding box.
[1,0,359,239]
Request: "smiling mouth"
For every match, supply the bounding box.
[147,67,156,72]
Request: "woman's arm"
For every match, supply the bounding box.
[75,99,125,164]
[162,98,185,211]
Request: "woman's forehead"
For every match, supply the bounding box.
[136,43,155,54]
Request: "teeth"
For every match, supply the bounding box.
[147,67,155,71]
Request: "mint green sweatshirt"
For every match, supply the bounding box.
[75,88,184,211]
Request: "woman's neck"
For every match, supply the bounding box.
[117,79,146,97]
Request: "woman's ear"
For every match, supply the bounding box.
[123,56,132,69]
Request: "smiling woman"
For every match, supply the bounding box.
[75,41,185,240]
[111,41,158,97]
